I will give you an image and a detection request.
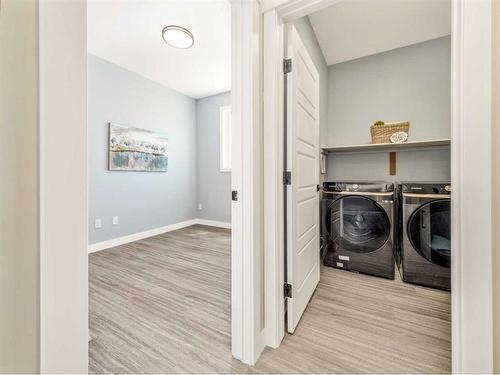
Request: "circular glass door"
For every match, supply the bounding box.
[326,196,390,253]
[407,199,451,268]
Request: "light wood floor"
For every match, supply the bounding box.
[89,225,451,374]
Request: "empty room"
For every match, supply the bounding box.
[86,1,235,372]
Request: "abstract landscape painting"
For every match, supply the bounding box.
[109,123,168,172]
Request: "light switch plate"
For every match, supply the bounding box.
[112,216,119,225]
[95,219,102,229]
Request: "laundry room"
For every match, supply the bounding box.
[312,0,452,290]
[264,0,453,373]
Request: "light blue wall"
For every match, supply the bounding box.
[326,36,451,146]
[326,149,450,182]
[88,55,197,244]
[196,92,232,223]
[293,17,329,145]
[325,36,451,182]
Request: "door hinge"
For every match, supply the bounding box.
[284,283,292,298]
[232,190,238,201]
[283,171,291,185]
[283,58,292,74]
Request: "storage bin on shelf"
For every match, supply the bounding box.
[370,121,410,144]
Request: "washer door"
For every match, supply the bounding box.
[407,199,451,268]
[326,195,390,253]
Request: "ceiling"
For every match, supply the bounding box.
[308,0,451,66]
[87,0,231,99]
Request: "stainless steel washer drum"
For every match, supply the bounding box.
[326,195,390,254]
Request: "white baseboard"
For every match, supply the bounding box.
[88,219,197,253]
[88,218,231,253]
[195,219,231,229]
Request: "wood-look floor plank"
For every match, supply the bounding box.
[89,224,451,374]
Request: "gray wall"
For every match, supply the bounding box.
[325,36,451,182]
[0,0,39,371]
[196,92,232,223]
[88,55,197,244]
[294,17,329,146]
[326,149,450,182]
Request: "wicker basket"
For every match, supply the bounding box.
[370,121,410,144]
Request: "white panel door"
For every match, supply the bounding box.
[285,25,320,334]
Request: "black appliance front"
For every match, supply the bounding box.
[322,184,395,279]
[401,182,451,291]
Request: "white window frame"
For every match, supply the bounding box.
[220,105,232,172]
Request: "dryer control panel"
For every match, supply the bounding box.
[401,182,451,195]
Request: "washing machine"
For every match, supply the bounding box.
[321,181,395,279]
[398,182,451,291]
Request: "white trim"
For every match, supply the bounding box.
[451,0,493,372]
[231,0,244,362]
[39,0,88,372]
[262,0,494,371]
[87,219,198,253]
[196,219,232,229]
[262,0,343,21]
[263,8,285,349]
[231,0,266,365]
[88,219,231,254]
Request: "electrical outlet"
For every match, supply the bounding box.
[198,203,202,210]
[95,219,102,229]
[112,216,119,225]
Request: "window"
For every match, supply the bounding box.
[220,106,232,172]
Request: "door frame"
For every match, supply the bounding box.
[231,0,267,365]
[262,0,494,373]
[38,0,263,371]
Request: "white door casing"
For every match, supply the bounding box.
[285,24,320,333]
[231,0,266,364]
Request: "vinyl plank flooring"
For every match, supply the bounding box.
[89,224,451,374]
[254,267,451,374]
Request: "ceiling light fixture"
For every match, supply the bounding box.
[162,25,194,49]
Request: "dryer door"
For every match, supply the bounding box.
[327,196,391,253]
[407,199,451,267]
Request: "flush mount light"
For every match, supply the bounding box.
[162,25,194,49]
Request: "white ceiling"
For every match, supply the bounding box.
[87,0,231,99]
[308,0,451,66]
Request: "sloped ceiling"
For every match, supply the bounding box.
[308,0,451,66]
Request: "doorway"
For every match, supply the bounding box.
[38,0,263,371]
[86,1,236,372]
[263,0,494,373]
[282,9,452,371]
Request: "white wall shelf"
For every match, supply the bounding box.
[322,139,451,153]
